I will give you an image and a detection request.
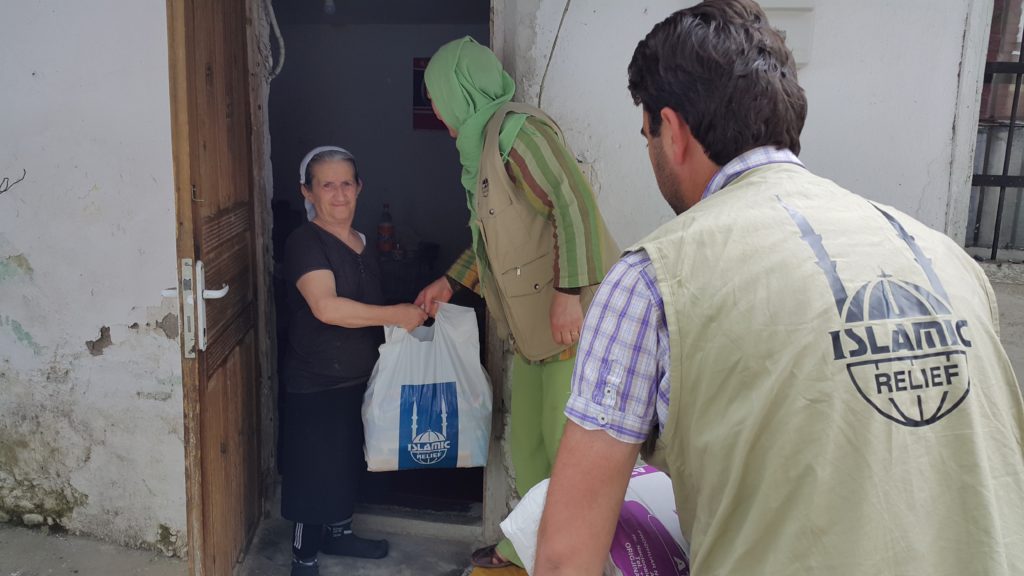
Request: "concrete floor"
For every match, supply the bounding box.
[0,514,480,576]
[239,514,476,576]
[0,524,185,576]
[991,276,1024,388]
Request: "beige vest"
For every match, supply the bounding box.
[475,103,618,361]
[639,164,1024,575]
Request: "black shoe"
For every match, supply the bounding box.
[291,558,319,576]
[320,533,389,559]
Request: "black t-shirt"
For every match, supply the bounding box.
[283,222,385,392]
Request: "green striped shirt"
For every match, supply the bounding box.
[447,116,609,294]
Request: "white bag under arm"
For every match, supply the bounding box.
[501,465,690,575]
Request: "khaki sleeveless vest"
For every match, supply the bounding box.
[475,103,618,361]
[638,163,1024,575]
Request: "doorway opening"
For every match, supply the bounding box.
[267,0,491,520]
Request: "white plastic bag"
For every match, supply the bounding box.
[362,303,492,471]
[501,465,690,576]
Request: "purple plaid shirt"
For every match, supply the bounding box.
[566,146,804,443]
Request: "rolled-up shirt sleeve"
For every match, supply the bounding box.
[445,247,482,296]
[566,250,668,444]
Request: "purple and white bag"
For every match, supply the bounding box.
[501,465,690,575]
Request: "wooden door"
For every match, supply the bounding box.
[168,0,262,574]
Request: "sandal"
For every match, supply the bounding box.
[470,544,513,569]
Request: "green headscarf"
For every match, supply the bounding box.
[424,36,528,196]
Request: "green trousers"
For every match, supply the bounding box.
[495,354,574,567]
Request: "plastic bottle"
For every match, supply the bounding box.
[377,201,395,254]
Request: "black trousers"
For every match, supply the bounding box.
[280,379,367,524]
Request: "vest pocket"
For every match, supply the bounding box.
[495,251,562,361]
[499,252,554,297]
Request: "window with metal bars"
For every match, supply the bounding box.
[970,0,1024,261]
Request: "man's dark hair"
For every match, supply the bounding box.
[628,0,807,165]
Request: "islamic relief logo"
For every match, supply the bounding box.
[829,276,971,426]
[408,404,450,465]
[781,199,971,427]
[399,382,459,469]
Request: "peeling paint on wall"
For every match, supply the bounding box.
[155,313,179,340]
[0,428,90,532]
[0,437,29,472]
[1,355,185,554]
[0,315,42,354]
[0,0,187,556]
[152,523,185,557]
[85,326,113,356]
[0,253,33,282]
[0,481,89,533]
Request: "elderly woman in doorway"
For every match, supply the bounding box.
[280,146,427,576]
[413,37,619,570]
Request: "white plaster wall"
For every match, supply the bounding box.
[0,1,186,555]
[497,0,981,247]
[797,0,981,237]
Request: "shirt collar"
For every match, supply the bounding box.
[701,146,804,200]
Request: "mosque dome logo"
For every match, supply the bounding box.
[408,429,450,465]
[780,197,973,428]
[832,275,971,427]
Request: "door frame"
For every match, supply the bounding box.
[166,0,274,572]
[169,0,514,559]
[166,1,205,570]
[481,0,514,544]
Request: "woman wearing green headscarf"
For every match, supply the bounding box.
[414,36,618,569]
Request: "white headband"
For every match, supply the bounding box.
[299,145,355,184]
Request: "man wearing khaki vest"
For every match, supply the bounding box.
[535,1,1024,575]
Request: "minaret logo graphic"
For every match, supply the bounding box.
[781,199,972,427]
[408,394,450,465]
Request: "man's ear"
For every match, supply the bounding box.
[659,107,691,166]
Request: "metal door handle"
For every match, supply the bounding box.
[167,261,228,356]
[203,284,229,299]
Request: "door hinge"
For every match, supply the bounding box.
[191,184,203,202]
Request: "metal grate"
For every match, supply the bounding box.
[969,1,1024,261]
